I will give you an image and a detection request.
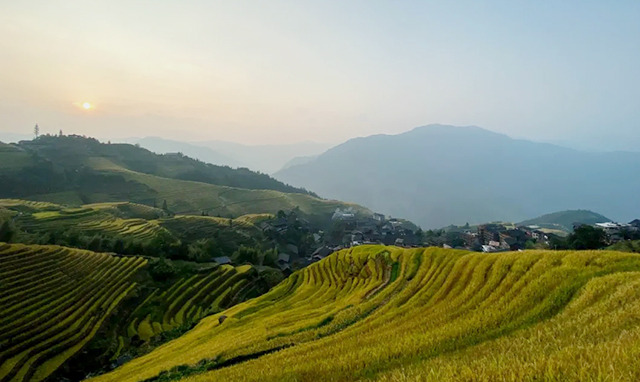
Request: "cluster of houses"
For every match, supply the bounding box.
[577,220,640,243]
[260,208,421,274]
[457,223,552,253]
[457,219,640,253]
[308,210,421,264]
[259,210,640,272]
[328,208,420,248]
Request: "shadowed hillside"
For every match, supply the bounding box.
[90,245,640,382]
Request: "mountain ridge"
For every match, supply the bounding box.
[275,124,640,228]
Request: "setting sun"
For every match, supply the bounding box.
[82,102,92,110]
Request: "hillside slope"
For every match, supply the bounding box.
[274,124,640,228]
[4,135,310,196]
[91,246,640,382]
[0,136,367,219]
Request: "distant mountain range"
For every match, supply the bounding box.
[274,124,640,228]
[131,137,246,168]
[129,137,331,174]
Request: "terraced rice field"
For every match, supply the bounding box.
[0,243,146,382]
[91,246,640,382]
[16,208,169,242]
[83,202,165,220]
[126,265,258,341]
[0,200,61,212]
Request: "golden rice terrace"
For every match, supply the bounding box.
[0,243,145,382]
[87,245,640,382]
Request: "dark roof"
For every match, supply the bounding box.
[278,253,290,263]
[286,244,299,255]
[213,256,232,265]
[272,218,288,227]
[279,263,291,271]
[502,237,518,245]
[311,246,332,259]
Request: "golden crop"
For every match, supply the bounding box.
[0,243,145,382]
[87,246,640,382]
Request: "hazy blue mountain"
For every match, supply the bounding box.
[518,210,611,232]
[130,137,332,174]
[133,137,246,168]
[274,124,640,228]
[279,155,319,171]
[196,140,332,174]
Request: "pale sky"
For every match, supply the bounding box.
[1,1,639,148]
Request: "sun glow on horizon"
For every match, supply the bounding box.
[82,102,93,110]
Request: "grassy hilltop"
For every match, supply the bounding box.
[0,135,369,219]
[88,245,640,382]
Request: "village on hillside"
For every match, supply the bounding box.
[258,207,640,273]
[442,219,640,253]
[258,208,420,273]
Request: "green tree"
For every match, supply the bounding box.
[232,245,261,265]
[565,225,608,250]
[0,221,14,242]
[162,199,168,211]
[113,238,125,254]
[262,248,279,268]
[415,228,424,242]
[149,257,176,281]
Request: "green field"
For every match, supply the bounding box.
[95,165,369,218]
[0,144,35,172]
[9,154,369,219]
[0,243,146,382]
[89,245,640,382]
